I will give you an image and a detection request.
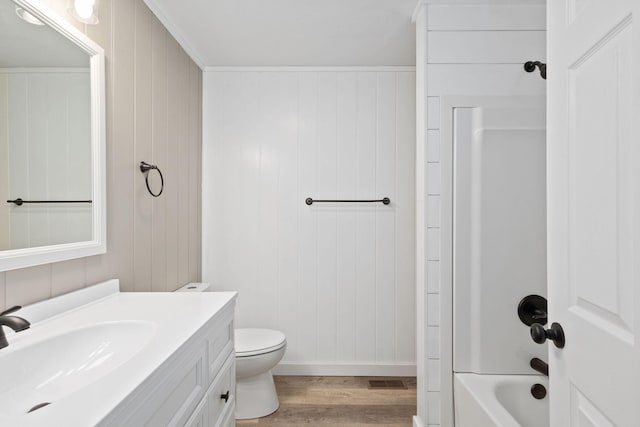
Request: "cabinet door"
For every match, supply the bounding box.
[143,347,207,427]
[207,318,234,383]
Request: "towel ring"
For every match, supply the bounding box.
[139,161,164,197]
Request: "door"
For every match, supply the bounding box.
[547,0,640,426]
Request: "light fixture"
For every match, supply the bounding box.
[67,0,100,25]
[15,7,44,25]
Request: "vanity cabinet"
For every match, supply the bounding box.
[100,303,236,427]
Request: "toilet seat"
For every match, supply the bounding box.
[235,328,286,357]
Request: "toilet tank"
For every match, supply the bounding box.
[175,282,212,292]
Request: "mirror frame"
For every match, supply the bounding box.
[0,0,106,271]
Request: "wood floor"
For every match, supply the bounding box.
[236,376,416,427]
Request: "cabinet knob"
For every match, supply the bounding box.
[220,390,230,403]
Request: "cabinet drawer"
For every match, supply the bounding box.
[208,353,236,427]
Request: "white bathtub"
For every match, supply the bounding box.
[454,373,549,427]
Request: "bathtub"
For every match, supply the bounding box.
[454,373,549,427]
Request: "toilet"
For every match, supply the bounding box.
[176,283,287,420]
[235,328,286,419]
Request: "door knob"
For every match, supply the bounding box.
[530,322,565,348]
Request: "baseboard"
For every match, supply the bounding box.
[273,363,417,377]
[413,415,425,427]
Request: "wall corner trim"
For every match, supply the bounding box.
[141,0,206,70]
[413,415,426,427]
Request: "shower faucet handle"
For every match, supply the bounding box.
[530,357,549,376]
[517,295,548,326]
[531,322,565,348]
[531,310,547,321]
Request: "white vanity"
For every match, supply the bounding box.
[0,280,237,427]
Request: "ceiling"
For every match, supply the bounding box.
[0,1,89,68]
[142,0,417,68]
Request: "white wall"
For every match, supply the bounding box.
[203,68,416,375]
[413,2,546,426]
[1,70,91,250]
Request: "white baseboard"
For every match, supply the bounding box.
[273,363,417,377]
[413,415,425,427]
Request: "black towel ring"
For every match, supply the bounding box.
[139,161,164,197]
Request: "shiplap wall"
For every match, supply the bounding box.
[1,71,92,250]
[203,69,416,375]
[0,0,202,309]
[414,2,546,427]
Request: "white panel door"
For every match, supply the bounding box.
[547,0,640,426]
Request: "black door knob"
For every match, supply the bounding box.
[530,322,565,348]
[220,390,230,402]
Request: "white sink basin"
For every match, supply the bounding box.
[0,321,156,417]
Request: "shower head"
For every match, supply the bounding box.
[524,61,546,80]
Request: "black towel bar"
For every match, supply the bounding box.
[305,197,390,205]
[6,198,92,206]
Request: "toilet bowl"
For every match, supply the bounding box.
[235,328,286,419]
[176,283,287,420]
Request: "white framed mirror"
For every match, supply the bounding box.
[0,0,106,271]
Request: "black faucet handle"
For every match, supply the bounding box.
[0,306,21,316]
[518,295,548,326]
[530,357,549,376]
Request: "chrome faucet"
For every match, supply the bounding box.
[0,306,30,349]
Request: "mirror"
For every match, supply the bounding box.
[0,0,105,271]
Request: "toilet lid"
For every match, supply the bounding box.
[235,328,286,357]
